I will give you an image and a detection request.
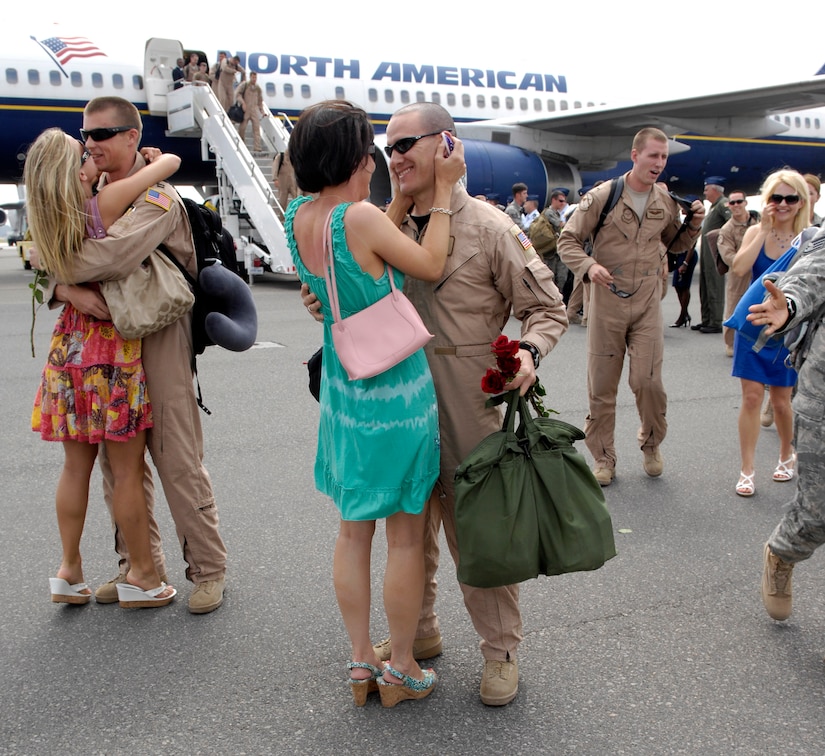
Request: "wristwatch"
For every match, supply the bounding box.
[519,341,541,369]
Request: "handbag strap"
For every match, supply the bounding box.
[322,206,397,325]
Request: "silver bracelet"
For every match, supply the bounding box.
[429,207,454,216]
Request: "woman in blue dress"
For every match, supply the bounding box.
[285,101,465,707]
[731,169,809,496]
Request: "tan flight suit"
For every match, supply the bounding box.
[402,184,568,661]
[61,158,227,583]
[273,150,298,207]
[559,176,698,471]
[218,58,242,111]
[236,81,264,151]
[717,214,758,350]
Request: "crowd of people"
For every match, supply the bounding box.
[24,92,825,711]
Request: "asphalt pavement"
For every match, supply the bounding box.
[2,246,824,755]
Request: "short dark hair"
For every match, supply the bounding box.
[551,190,567,202]
[290,100,374,193]
[84,96,142,139]
[512,182,527,196]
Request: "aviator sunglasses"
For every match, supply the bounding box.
[79,125,134,142]
[768,194,800,205]
[76,139,91,166]
[384,131,444,157]
[728,198,746,205]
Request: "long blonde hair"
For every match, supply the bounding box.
[24,128,87,283]
[760,168,810,238]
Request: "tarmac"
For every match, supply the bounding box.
[2,246,825,755]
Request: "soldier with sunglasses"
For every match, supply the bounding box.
[49,96,228,614]
[559,127,705,487]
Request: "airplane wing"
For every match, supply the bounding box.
[472,77,825,139]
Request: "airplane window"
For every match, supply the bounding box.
[28,69,40,85]
[133,75,143,90]
[816,119,821,129]
[385,89,394,103]
[368,88,378,102]
[71,72,82,88]
[587,101,595,107]
[574,101,582,109]
[266,83,276,96]
[416,91,425,102]
[492,96,500,109]
[505,97,513,109]
[784,116,790,125]
[284,83,294,97]
[6,68,18,85]
[432,92,441,105]
[301,84,311,98]
[795,117,801,127]
[447,93,455,107]
[462,94,470,108]
[50,71,61,86]
[560,100,568,110]
[805,118,811,129]
[477,95,485,108]
[113,73,124,89]
[401,91,410,104]
[547,100,556,112]
[92,73,103,88]
[519,97,528,111]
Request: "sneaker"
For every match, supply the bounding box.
[592,466,615,487]
[188,576,225,614]
[95,571,168,604]
[761,543,793,621]
[643,449,664,477]
[761,396,775,428]
[374,633,443,662]
[480,659,519,706]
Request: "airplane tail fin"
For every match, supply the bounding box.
[817,63,825,76]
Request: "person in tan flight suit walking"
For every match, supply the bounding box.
[559,127,705,486]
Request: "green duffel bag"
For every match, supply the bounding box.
[454,391,616,588]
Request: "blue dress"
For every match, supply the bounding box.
[285,197,440,521]
[731,244,797,387]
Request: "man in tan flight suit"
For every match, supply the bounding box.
[235,71,265,151]
[377,103,568,706]
[53,97,228,613]
[717,189,758,357]
[559,127,705,486]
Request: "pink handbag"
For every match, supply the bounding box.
[323,208,433,380]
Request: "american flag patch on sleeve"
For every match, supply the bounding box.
[145,188,172,211]
[510,225,533,250]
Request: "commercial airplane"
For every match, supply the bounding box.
[3,30,825,207]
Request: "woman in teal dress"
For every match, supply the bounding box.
[731,169,808,497]
[285,100,464,707]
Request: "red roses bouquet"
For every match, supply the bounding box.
[481,335,554,417]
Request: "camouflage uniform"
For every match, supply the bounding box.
[767,228,825,562]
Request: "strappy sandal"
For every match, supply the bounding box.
[377,663,437,708]
[773,454,796,482]
[736,471,755,497]
[347,662,383,706]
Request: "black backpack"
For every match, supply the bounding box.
[160,198,255,413]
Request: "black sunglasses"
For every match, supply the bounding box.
[769,194,800,205]
[367,143,376,156]
[384,131,443,157]
[728,199,746,205]
[75,139,91,166]
[79,126,134,142]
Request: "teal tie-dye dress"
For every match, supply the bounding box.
[286,197,440,521]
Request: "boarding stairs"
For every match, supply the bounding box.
[163,82,296,278]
